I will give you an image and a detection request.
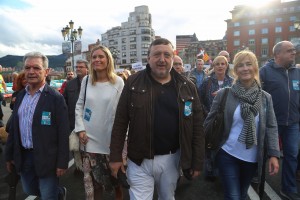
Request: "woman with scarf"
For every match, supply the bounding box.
[204,50,280,200]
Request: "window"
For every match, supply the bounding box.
[122,38,126,43]
[275,17,282,22]
[290,16,297,21]
[234,40,240,46]
[275,26,282,33]
[130,51,137,56]
[130,37,136,42]
[261,38,268,44]
[122,45,126,50]
[248,39,255,45]
[234,22,240,27]
[141,29,150,34]
[122,59,126,64]
[261,48,268,57]
[130,59,135,63]
[275,37,281,44]
[130,30,136,35]
[261,28,268,34]
[122,52,126,57]
[130,44,136,49]
[261,19,268,23]
[289,26,295,32]
[234,31,240,36]
[249,20,255,25]
[249,29,255,35]
[142,51,148,55]
[142,43,150,48]
[141,36,150,41]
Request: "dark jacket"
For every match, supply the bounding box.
[204,88,280,183]
[260,59,300,126]
[63,76,82,132]
[5,84,70,177]
[110,65,205,171]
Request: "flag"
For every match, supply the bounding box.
[203,53,210,62]
[197,49,205,57]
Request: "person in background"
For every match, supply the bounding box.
[173,55,196,84]
[63,59,88,175]
[11,71,19,92]
[191,59,206,90]
[109,38,204,200]
[75,45,124,199]
[205,50,280,200]
[200,55,233,181]
[0,65,7,127]
[5,51,69,200]
[200,56,233,116]
[60,71,74,94]
[260,41,300,200]
[10,71,27,110]
[218,50,231,63]
[63,60,89,133]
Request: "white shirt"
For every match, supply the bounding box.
[75,76,124,154]
[222,104,259,163]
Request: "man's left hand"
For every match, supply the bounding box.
[56,168,67,177]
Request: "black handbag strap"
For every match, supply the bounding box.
[84,75,89,106]
[218,88,229,112]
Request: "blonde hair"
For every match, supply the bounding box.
[232,50,260,85]
[90,45,116,85]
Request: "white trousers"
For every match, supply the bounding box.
[127,150,180,200]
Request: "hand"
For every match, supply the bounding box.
[6,161,15,173]
[79,131,88,145]
[268,157,279,176]
[192,170,201,178]
[109,162,124,178]
[56,168,67,177]
[211,91,218,97]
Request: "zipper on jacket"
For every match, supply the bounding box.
[286,69,290,126]
[149,83,153,158]
[177,81,184,166]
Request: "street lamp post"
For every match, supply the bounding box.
[61,20,83,72]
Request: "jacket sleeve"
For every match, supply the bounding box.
[191,84,205,171]
[265,94,280,158]
[55,93,70,169]
[204,89,223,131]
[110,80,130,162]
[74,76,87,133]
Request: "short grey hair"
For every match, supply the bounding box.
[23,51,49,69]
[76,59,89,68]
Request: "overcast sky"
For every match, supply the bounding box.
[0,0,280,58]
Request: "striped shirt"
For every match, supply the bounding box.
[18,84,45,149]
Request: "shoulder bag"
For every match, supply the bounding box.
[69,75,89,151]
[204,87,229,150]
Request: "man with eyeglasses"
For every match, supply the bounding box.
[173,55,196,84]
[63,59,89,175]
[260,41,300,200]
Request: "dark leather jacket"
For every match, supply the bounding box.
[110,65,205,171]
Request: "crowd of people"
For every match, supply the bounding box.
[2,38,300,200]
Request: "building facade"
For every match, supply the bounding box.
[226,0,300,65]
[101,5,155,68]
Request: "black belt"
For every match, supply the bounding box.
[155,149,178,155]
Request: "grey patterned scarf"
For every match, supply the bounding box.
[231,80,261,149]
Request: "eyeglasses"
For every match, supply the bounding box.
[214,63,226,66]
[286,48,296,53]
[173,62,183,66]
[76,66,86,69]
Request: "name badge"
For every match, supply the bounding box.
[84,108,92,121]
[184,101,192,116]
[41,111,51,125]
[292,80,300,91]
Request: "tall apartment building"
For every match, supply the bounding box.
[226,0,300,65]
[101,5,155,68]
